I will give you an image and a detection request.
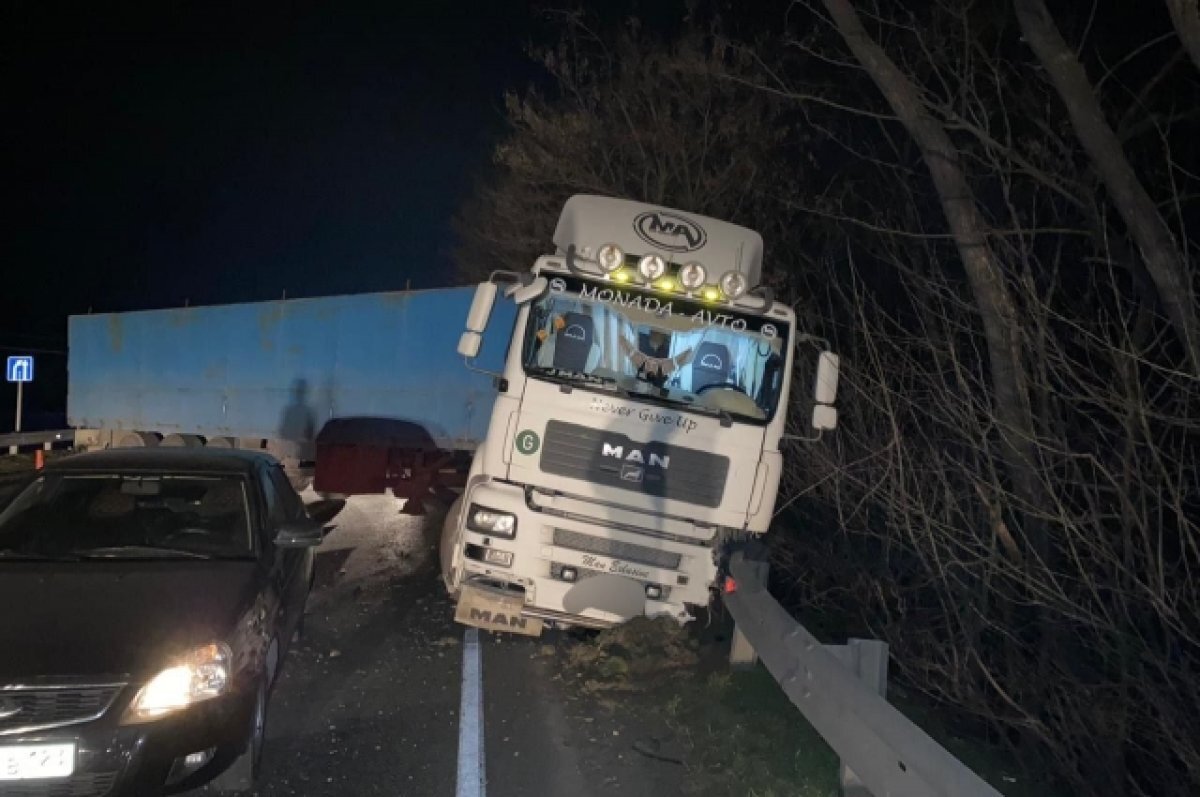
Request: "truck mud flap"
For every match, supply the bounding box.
[454,584,543,637]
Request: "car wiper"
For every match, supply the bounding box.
[0,550,81,561]
[73,545,213,560]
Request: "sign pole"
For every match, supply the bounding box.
[6,356,33,456]
[8,381,20,456]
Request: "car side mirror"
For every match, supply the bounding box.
[274,519,324,548]
[306,498,345,525]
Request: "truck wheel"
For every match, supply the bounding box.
[439,497,465,595]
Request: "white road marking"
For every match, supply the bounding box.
[456,627,486,797]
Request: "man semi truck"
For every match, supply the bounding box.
[443,195,839,635]
[63,193,837,635]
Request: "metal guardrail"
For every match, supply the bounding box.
[725,552,1002,797]
[0,428,74,454]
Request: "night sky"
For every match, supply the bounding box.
[2,0,540,426]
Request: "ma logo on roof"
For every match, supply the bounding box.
[633,211,707,253]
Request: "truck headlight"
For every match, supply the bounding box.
[124,643,232,722]
[466,504,517,539]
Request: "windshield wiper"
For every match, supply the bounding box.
[0,550,81,562]
[531,367,739,426]
[530,369,633,398]
[678,401,735,428]
[73,545,213,560]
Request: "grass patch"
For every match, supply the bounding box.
[555,613,1067,797]
[0,451,67,474]
[558,616,839,796]
[0,455,36,474]
[564,615,699,693]
[671,665,841,796]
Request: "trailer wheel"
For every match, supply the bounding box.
[439,496,465,596]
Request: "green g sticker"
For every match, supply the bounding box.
[515,429,540,456]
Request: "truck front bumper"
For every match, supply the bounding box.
[452,480,720,631]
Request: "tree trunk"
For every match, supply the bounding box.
[818,0,1045,556]
[1166,0,1200,72]
[1015,0,1200,372]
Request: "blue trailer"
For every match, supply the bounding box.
[67,288,515,509]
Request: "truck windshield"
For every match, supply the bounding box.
[521,275,790,424]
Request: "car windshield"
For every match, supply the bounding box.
[0,472,254,560]
[522,275,790,423]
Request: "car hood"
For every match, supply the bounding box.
[0,561,260,682]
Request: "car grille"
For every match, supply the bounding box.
[0,772,118,797]
[552,528,683,570]
[0,685,124,735]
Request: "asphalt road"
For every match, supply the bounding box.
[243,494,684,797]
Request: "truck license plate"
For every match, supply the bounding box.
[0,743,75,780]
[455,585,543,637]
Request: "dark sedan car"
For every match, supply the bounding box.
[0,448,339,795]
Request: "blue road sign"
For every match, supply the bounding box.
[6,356,34,383]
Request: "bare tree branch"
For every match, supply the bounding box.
[1166,0,1200,71]
[1015,0,1200,372]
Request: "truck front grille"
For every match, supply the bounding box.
[552,528,683,570]
[539,421,728,507]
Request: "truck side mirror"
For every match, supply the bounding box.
[459,282,499,359]
[465,282,498,334]
[812,351,840,431]
[458,331,483,358]
[814,351,839,404]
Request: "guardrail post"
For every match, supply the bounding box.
[827,638,889,797]
[728,555,770,669]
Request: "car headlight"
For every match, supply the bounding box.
[124,643,232,722]
[466,504,517,539]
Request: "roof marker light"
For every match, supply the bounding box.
[719,270,748,300]
[678,262,707,291]
[597,243,625,273]
[638,254,667,282]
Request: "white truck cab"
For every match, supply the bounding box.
[443,195,839,634]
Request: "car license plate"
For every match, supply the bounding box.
[0,743,75,780]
